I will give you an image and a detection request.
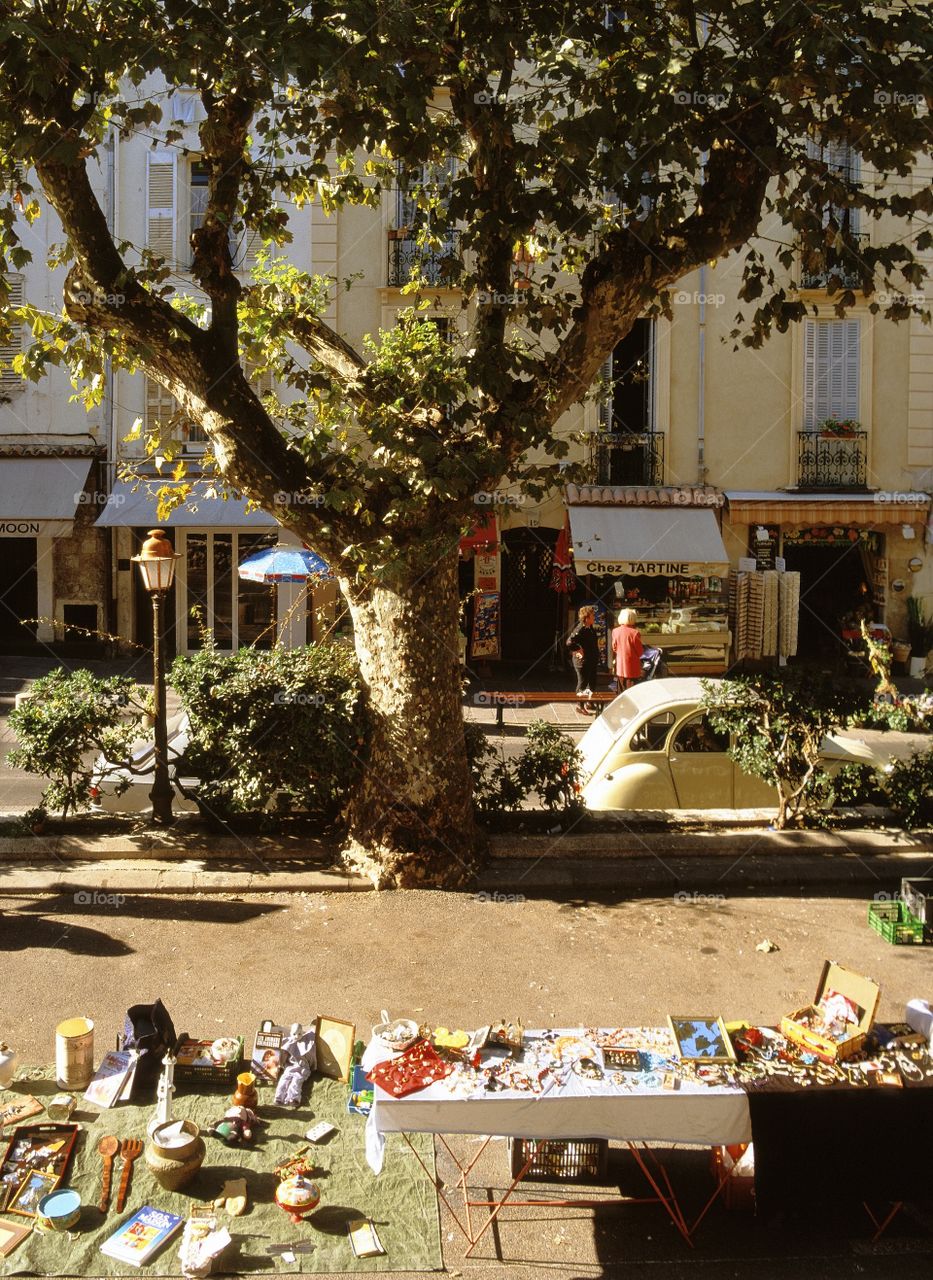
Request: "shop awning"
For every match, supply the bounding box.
[460,511,498,554]
[0,456,93,537]
[568,505,729,577]
[726,491,931,526]
[95,480,277,528]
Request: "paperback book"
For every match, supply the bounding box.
[84,1050,137,1109]
[251,1020,288,1084]
[100,1206,184,1267]
[347,1217,385,1259]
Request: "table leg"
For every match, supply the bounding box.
[863,1200,903,1243]
[627,1143,694,1247]
[400,1131,475,1246]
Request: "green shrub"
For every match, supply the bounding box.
[170,642,368,818]
[7,669,149,815]
[465,720,583,816]
[881,748,933,827]
[701,673,850,828]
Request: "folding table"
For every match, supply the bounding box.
[363,1031,751,1253]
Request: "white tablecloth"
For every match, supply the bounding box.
[363,1031,752,1174]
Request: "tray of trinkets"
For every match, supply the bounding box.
[781,961,879,1063]
[0,1124,79,1218]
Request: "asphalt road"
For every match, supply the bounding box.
[2,887,932,1278]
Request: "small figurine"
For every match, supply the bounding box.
[207,1105,264,1146]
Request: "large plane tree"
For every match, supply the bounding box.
[0,1,929,885]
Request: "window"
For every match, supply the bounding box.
[670,715,729,754]
[188,159,261,274]
[395,157,457,232]
[599,319,655,432]
[807,139,861,237]
[145,375,205,450]
[0,275,24,396]
[169,88,204,126]
[630,710,675,752]
[803,319,859,429]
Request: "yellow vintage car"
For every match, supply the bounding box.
[578,677,929,811]
[578,678,775,811]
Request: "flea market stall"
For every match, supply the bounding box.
[1,976,932,1274]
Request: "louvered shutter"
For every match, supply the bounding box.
[598,355,613,429]
[147,151,176,266]
[145,375,176,430]
[0,275,24,395]
[804,320,859,427]
[235,229,262,274]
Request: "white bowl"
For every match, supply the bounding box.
[371,1012,419,1053]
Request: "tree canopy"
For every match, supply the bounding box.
[0,0,930,884]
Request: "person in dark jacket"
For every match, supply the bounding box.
[566,606,600,714]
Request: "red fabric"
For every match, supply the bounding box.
[611,624,644,679]
[366,1039,453,1098]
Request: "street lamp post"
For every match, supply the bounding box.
[132,529,180,825]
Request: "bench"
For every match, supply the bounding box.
[471,689,618,729]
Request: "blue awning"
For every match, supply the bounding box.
[95,480,276,528]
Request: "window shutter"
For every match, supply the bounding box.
[147,150,177,266]
[234,228,262,274]
[396,162,422,231]
[805,320,859,428]
[598,355,613,428]
[145,375,176,430]
[0,275,24,395]
[841,319,860,419]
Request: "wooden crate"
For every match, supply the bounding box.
[780,960,880,1064]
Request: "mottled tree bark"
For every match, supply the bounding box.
[340,549,482,888]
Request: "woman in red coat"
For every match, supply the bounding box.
[611,608,644,691]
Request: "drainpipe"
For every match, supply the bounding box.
[697,261,707,486]
[103,125,118,645]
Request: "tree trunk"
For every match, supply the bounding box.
[341,549,483,889]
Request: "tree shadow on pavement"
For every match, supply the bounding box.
[0,893,286,955]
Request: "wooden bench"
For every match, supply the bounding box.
[471,689,618,729]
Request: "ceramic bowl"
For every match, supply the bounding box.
[36,1188,81,1232]
[372,1011,420,1053]
[210,1037,240,1065]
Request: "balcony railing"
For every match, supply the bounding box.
[593,430,664,486]
[797,429,868,489]
[387,232,460,287]
[799,232,869,290]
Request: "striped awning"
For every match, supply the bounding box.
[726,491,930,527]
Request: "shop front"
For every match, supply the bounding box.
[97,480,305,657]
[725,492,932,662]
[0,450,108,653]
[565,485,732,674]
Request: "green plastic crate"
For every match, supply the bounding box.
[868,900,925,946]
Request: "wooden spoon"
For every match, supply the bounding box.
[97,1135,119,1213]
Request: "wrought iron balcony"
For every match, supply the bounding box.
[796,429,868,489]
[593,430,664,486]
[387,232,460,287]
[799,232,869,290]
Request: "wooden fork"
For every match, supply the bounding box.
[115,1137,143,1212]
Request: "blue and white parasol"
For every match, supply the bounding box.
[237,546,333,583]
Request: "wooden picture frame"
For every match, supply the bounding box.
[315,1017,356,1083]
[667,1015,736,1063]
[0,1217,32,1257]
[8,1171,57,1219]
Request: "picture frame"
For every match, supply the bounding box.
[8,1170,57,1218]
[315,1017,356,1083]
[0,1217,32,1257]
[667,1015,736,1063]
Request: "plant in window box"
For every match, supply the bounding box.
[816,417,860,438]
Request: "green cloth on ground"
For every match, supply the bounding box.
[0,1070,441,1275]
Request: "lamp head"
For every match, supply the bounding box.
[132,528,180,593]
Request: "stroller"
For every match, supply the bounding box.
[640,645,667,680]
[608,646,667,694]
